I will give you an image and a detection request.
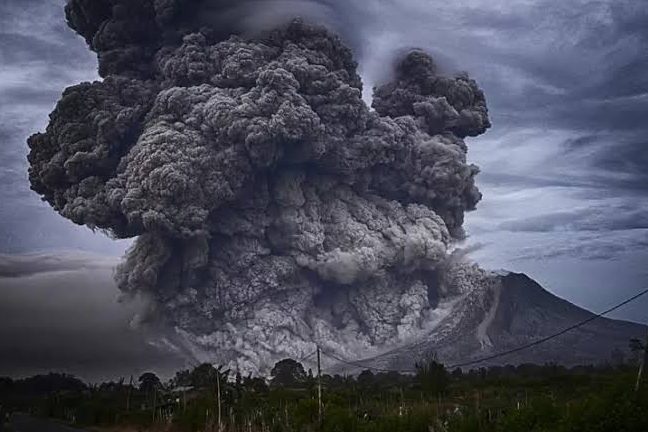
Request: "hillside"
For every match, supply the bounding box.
[337,272,645,372]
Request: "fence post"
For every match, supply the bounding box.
[318,346,323,426]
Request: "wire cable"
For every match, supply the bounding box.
[298,349,318,363]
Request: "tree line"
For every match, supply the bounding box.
[1,352,648,432]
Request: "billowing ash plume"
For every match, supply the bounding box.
[28,0,492,372]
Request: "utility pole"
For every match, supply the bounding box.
[126,375,133,411]
[635,326,648,393]
[317,346,322,425]
[152,387,157,422]
[217,371,223,432]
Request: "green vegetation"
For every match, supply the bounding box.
[1,360,647,432]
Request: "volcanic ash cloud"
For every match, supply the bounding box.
[27,0,492,372]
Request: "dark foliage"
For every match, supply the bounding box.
[2,359,648,432]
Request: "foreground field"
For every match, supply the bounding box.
[2,361,648,432]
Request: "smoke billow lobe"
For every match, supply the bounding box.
[63,0,364,77]
[28,0,492,371]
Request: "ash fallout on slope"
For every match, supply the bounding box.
[27,0,492,371]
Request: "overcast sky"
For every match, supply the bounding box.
[0,0,647,379]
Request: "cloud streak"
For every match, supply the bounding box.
[0,252,118,277]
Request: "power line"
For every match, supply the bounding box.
[320,349,416,374]
[320,287,648,374]
[298,349,318,363]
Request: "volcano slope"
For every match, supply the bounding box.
[344,272,646,372]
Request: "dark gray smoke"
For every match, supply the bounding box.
[63,0,367,77]
[28,0,492,372]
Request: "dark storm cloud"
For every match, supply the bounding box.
[478,132,648,195]
[488,48,647,136]
[0,32,86,64]
[560,134,648,192]
[478,172,597,190]
[0,253,185,381]
[461,1,648,190]
[0,252,114,277]
[499,205,648,234]
[1,87,64,106]
[591,140,648,178]
[513,233,648,262]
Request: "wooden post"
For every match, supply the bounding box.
[635,326,648,393]
[217,371,223,432]
[476,390,481,429]
[317,346,322,425]
[126,375,133,412]
[152,387,157,422]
